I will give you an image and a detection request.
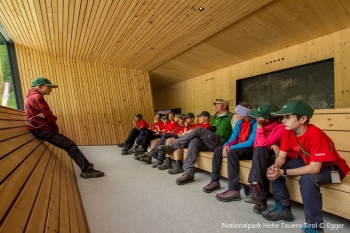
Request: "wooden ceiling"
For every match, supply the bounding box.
[1,0,350,90]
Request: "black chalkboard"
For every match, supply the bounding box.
[236,59,334,109]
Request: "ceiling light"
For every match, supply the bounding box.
[198,7,204,11]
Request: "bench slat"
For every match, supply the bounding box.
[0,107,25,115]
[0,144,51,233]
[0,142,47,222]
[65,153,81,233]
[0,127,32,141]
[0,119,28,129]
[0,133,35,159]
[0,139,42,183]
[60,151,71,233]
[25,146,56,233]
[311,114,350,131]
[0,112,27,121]
[46,147,61,233]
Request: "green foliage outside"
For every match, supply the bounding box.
[0,34,17,109]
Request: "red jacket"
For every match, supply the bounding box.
[24,88,59,132]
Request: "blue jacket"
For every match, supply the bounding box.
[223,120,257,150]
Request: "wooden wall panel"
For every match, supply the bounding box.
[15,45,154,145]
[153,27,350,113]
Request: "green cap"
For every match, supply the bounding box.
[135,114,142,119]
[196,111,210,118]
[31,77,58,88]
[176,114,187,119]
[250,103,280,120]
[271,100,314,119]
[162,115,169,120]
[185,112,195,118]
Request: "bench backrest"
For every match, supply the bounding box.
[0,106,89,233]
[312,108,350,173]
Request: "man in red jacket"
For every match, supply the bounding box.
[25,77,104,179]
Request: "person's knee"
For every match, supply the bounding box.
[299,174,319,187]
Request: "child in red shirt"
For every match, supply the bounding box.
[263,100,350,233]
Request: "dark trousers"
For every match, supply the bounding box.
[137,129,161,150]
[271,158,344,229]
[211,147,253,190]
[31,130,91,171]
[247,146,276,200]
[125,128,140,149]
[156,133,179,161]
[171,127,223,175]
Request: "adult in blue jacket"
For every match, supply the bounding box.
[203,102,257,202]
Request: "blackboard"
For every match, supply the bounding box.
[236,59,334,109]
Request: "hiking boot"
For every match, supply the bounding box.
[158,158,173,170]
[151,160,163,168]
[168,162,184,174]
[244,183,261,204]
[301,225,324,233]
[158,145,175,155]
[145,150,159,159]
[134,153,142,160]
[116,141,128,148]
[253,199,267,214]
[261,202,294,221]
[81,164,104,179]
[135,146,145,153]
[216,189,241,202]
[176,173,194,185]
[121,148,132,155]
[128,145,139,154]
[140,156,152,164]
[203,180,221,193]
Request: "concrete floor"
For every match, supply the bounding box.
[74,146,350,233]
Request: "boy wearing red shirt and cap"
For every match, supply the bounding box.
[262,100,349,233]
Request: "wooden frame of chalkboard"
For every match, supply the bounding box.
[236,58,334,109]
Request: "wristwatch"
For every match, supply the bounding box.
[282,168,288,178]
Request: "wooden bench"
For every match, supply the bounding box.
[183,108,350,220]
[0,106,89,233]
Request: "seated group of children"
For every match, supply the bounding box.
[117,99,349,233]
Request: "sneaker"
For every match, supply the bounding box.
[261,202,294,221]
[158,159,173,170]
[301,225,324,233]
[121,148,132,155]
[135,146,145,153]
[203,180,221,193]
[216,189,241,202]
[134,154,141,160]
[168,162,184,174]
[244,184,261,204]
[158,145,175,155]
[151,160,163,168]
[140,156,152,164]
[81,164,104,179]
[253,199,267,214]
[176,173,194,185]
[116,141,128,148]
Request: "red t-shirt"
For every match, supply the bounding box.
[280,124,349,177]
[173,125,185,135]
[135,119,149,130]
[150,121,163,131]
[192,123,210,129]
[163,122,178,133]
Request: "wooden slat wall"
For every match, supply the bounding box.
[15,45,154,145]
[153,27,350,112]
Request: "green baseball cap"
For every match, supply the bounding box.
[185,112,195,118]
[176,114,187,119]
[271,100,314,119]
[31,77,58,88]
[196,111,210,118]
[250,103,280,120]
[161,115,169,120]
